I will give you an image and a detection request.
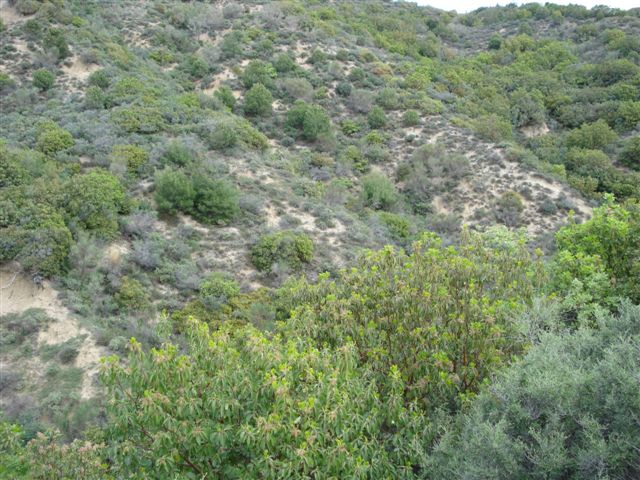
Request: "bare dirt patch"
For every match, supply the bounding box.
[0,264,106,399]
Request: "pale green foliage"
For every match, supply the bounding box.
[433,302,640,480]
[100,324,430,478]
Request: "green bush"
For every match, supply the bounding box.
[273,53,295,73]
[84,86,106,109]
[199,272,240,310]
[110,145,149,176]
[555,197,640,302]
[35,121,74,156]
[64,170,126,238]
[191,176,239,224]
[285,101,331,142]
[115,276,149,312]
[111,106,165,134]
[160,141,194,167]
[32,69,55,91]
[367,106,387,129]
[250,231,314,272]
[87,69,110,89]
[243,83,272,116]
[566,119,618,150]
[154,168,194,215]
[402,109,420,126]
[277,228,543,410]
[361,172,398,210]
[96,322,429,478]
[619,136,640,170]
[214,86,236,110]
[378,212,411,240]
[241,60,276,89]
[205,121,238,150]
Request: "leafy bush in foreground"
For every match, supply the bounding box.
[433,302,640,480]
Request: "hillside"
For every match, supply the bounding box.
[0,0,639,478]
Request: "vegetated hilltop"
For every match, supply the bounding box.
[0,0,639,478]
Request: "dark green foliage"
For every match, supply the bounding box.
[191,176,239,224]
[160,141,194,167]
[243,83,272,116]
[402,109,420,126]
[488,33,502,49]
[110,144,148,176]
[510,89,545,128]
[251,231,314,272]
[273,53,295,73]
[87,69,110,89]
[285,101,331,142]
[32,69,55,92]
[434,302,640,480]
[154,168,194,215]
[367,106,387,129]
[241,60,276,89]
[44,28,70,60]
[115,276,149,312]
[619,136,640,170]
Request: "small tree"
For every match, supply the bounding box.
[191,176,239,224]
[243,83,272,116]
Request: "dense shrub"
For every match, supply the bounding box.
[241,60,276,89]
[214,86,236,110]
[154,168,194,215]
[35,122,74,156]
[555,197,640,302]
[285,101,331,142]
[367,106,387,129]
[277,228,543,410]
[97,323,429,478]
[32,69,55,91]
[402,109,420,126]
[361,172,398,210]
[434,302,640,479]
[243,83,272,116]
[250,231,314,272]
[199,272,240,310]
[204,121,238,150]
[110,145,148,176]
[494,191,525,227]
[619,136,640,170]
[566,119,618,150]
[191,176,239,224]
[64,170,126,238]
[115,276,149,312]
[160,141,194,167]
